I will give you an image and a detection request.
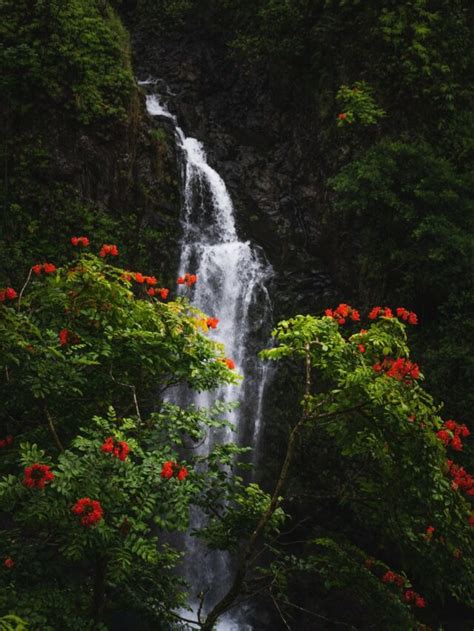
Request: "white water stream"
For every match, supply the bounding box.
[143,84,273,628]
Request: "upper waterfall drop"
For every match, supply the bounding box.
[144,89,274,451]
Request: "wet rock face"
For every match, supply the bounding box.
[132,34,338,320]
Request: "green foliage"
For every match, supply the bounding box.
[0,0,134,124]
[329,138,474,417]
[0,246,274,628]
[259,311,474,625]
[0,616,28,631]
[336,81,386,127]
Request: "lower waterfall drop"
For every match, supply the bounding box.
[143,84,274,627]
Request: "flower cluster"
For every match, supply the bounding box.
[161,460,188,481]
[396,307,418,325]
[0,435,13,449]
[134,273,157,285]
[373,358,420,382]
[436,420,470,451]
[71,236,90,247]
[206,317,219,329]
[382,570,406,587]
[0,287,17,302]
[221,358,235,370]
[425,525,435,540]
[447,460,474,495]
[99,244,119,257]
[403,590,426,608]
[59,328,80,346]
[177,273,197,287]
[23,464,55,489]
[324,303,360,325]
[32,263,57,275]
[4,557,14,569]
[381,571,426,608]
[101,437,130,461]
[71,497,103,527]
[369,306,393,320]
[147,287,169,299]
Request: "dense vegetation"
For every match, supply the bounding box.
[1,243,472,629]
[1,0,473,629]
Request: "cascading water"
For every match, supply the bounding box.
[143,82,274,627]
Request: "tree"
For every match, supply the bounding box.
[0,238,272,628]
[1,241,472,629]
[200,305,473,629]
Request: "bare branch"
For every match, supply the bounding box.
[45,406,64,452]
[17,267,33,311]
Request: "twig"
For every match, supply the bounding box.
[45,406,64,452]
[270,594,291,631]
[197,588,209,624]
[17,267,33,311]
[109,368,142,423]
[284,600,357,629]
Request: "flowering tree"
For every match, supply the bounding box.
[200,305,473,630]
[0,239,275,628]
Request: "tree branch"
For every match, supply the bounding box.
[44,406,64,452]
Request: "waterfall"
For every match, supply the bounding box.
[142,83,274,627]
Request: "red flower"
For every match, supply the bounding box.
[161,460,188,481]
[382,570,396,583]
[4,557,14,569]
[145,276,157,286]
[437,419,470,450]
[206,317,219,329]
[338,113,347,120]
[369,306,393,320]
[158,288,169,300]
[0,287,17,301]
[358,344,366,353]
[147,288,156,296]
[373,357,420,382]
[447,461,474,495]
[325,303,359,325]
[224,358,236,370]
[32,263,56,275]
[59,328,69,346]
[425,526,435,541]
[177,466,188,481]
[404,590,416,602]
[71,236,89,247]
[415,596,426,609]
[177,273,198,287]
[468,514,474,527]
[436,429,450,446]
[23,464,55,489]
[0,435,13,449]
[161,460,175,479]
[101,437,129,461]
[99,244,118,258]
[72,497,103,527]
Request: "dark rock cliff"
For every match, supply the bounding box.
[131,34,339,321]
